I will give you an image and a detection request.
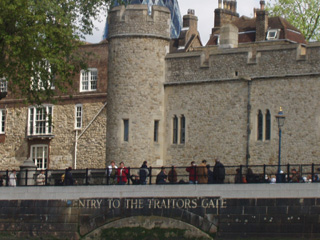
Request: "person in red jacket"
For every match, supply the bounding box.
[186,161,198,184]
[117,162,129,185]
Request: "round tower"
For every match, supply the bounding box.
[106,4,171,167]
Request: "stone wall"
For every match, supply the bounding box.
[0,102,107,170]
[1,184,320,239]
[106,4,171,167]
[164,42,320,166]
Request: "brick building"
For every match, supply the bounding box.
[0,42,108,170]
[1,0,320,171]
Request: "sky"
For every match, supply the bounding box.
[84,0,263,44]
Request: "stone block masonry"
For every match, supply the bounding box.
[1,184,320,239]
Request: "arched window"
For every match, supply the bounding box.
[257,110,263,141]
[265,110,271,140]
[180,115,185,144]
[173,115,178,144]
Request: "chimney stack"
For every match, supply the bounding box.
[214,0,239,28]
[255,2,268,41]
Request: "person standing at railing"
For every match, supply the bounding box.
[186,161,198,184]
[36,170,46,186]
[213,159,225,184]
[8,170,17,187]
[156,166,167,184]
[197,160,208,184]
[139,161,149,185]
[168,166,177,184]
[117,162,129,185]
[106,161,118,185]
[65,167,74,186]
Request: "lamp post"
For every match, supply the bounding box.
[275,107,286,182]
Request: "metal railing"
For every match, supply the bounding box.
[0,163,320,186]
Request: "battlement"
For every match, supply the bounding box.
[165,42,320,85]
[108,4,171,40]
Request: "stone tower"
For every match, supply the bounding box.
[106,4,171,167]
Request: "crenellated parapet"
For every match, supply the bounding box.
[108,4,171,40]
[165,42,320,84]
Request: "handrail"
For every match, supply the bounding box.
[1,163,319,187]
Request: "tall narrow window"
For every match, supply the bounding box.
[75,104,83,129]
[123,119,129,142]
[154,120,159,142]
[0,109,5,134]
[28,105,53,136]
[265,110,271,140]
[31,145,48,169]
[180,115,185,144]
[80,68,98,92]
[257,110,263,141]
[173,115,178,144]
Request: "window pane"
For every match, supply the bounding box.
[0,79,7,92]
[90,70,97,90]
[257,110,263,141]
[76,105,82,129]
[0,110,5,133]
[81,71,89,91]
[28,106,53,136]
[31,145,48,169]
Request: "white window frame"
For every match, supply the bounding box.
[0,109,5,134]
[31,59,55,90]
[80,68,98,92]
[0,78,7,92]
[28,105,53,136]
[266,29,280,40]
[30,60,55,91]
[31,144,48,169]
[75,104,83,129]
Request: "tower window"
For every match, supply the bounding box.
[154,120,159,142]
[257,109,271,141]
[265,110,271,140]
[180,115,186,144]
[257,110,263,141]
[123,119,129,142]
[173,115,178,144]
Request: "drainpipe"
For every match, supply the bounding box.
[74,101,107,169]
[74,130,78,169]
[242,76,252,167]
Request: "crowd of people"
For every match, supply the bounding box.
[1,161,319,186]
[104,159,226,185]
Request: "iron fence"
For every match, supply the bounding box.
[1,163,320,186]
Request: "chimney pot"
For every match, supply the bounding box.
[187,9,195,15]
[260,0,265,10]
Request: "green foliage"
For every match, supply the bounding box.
[0,0,110,104]
[267,0,320,42]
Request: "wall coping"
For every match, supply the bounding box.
[1,183,320,200]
